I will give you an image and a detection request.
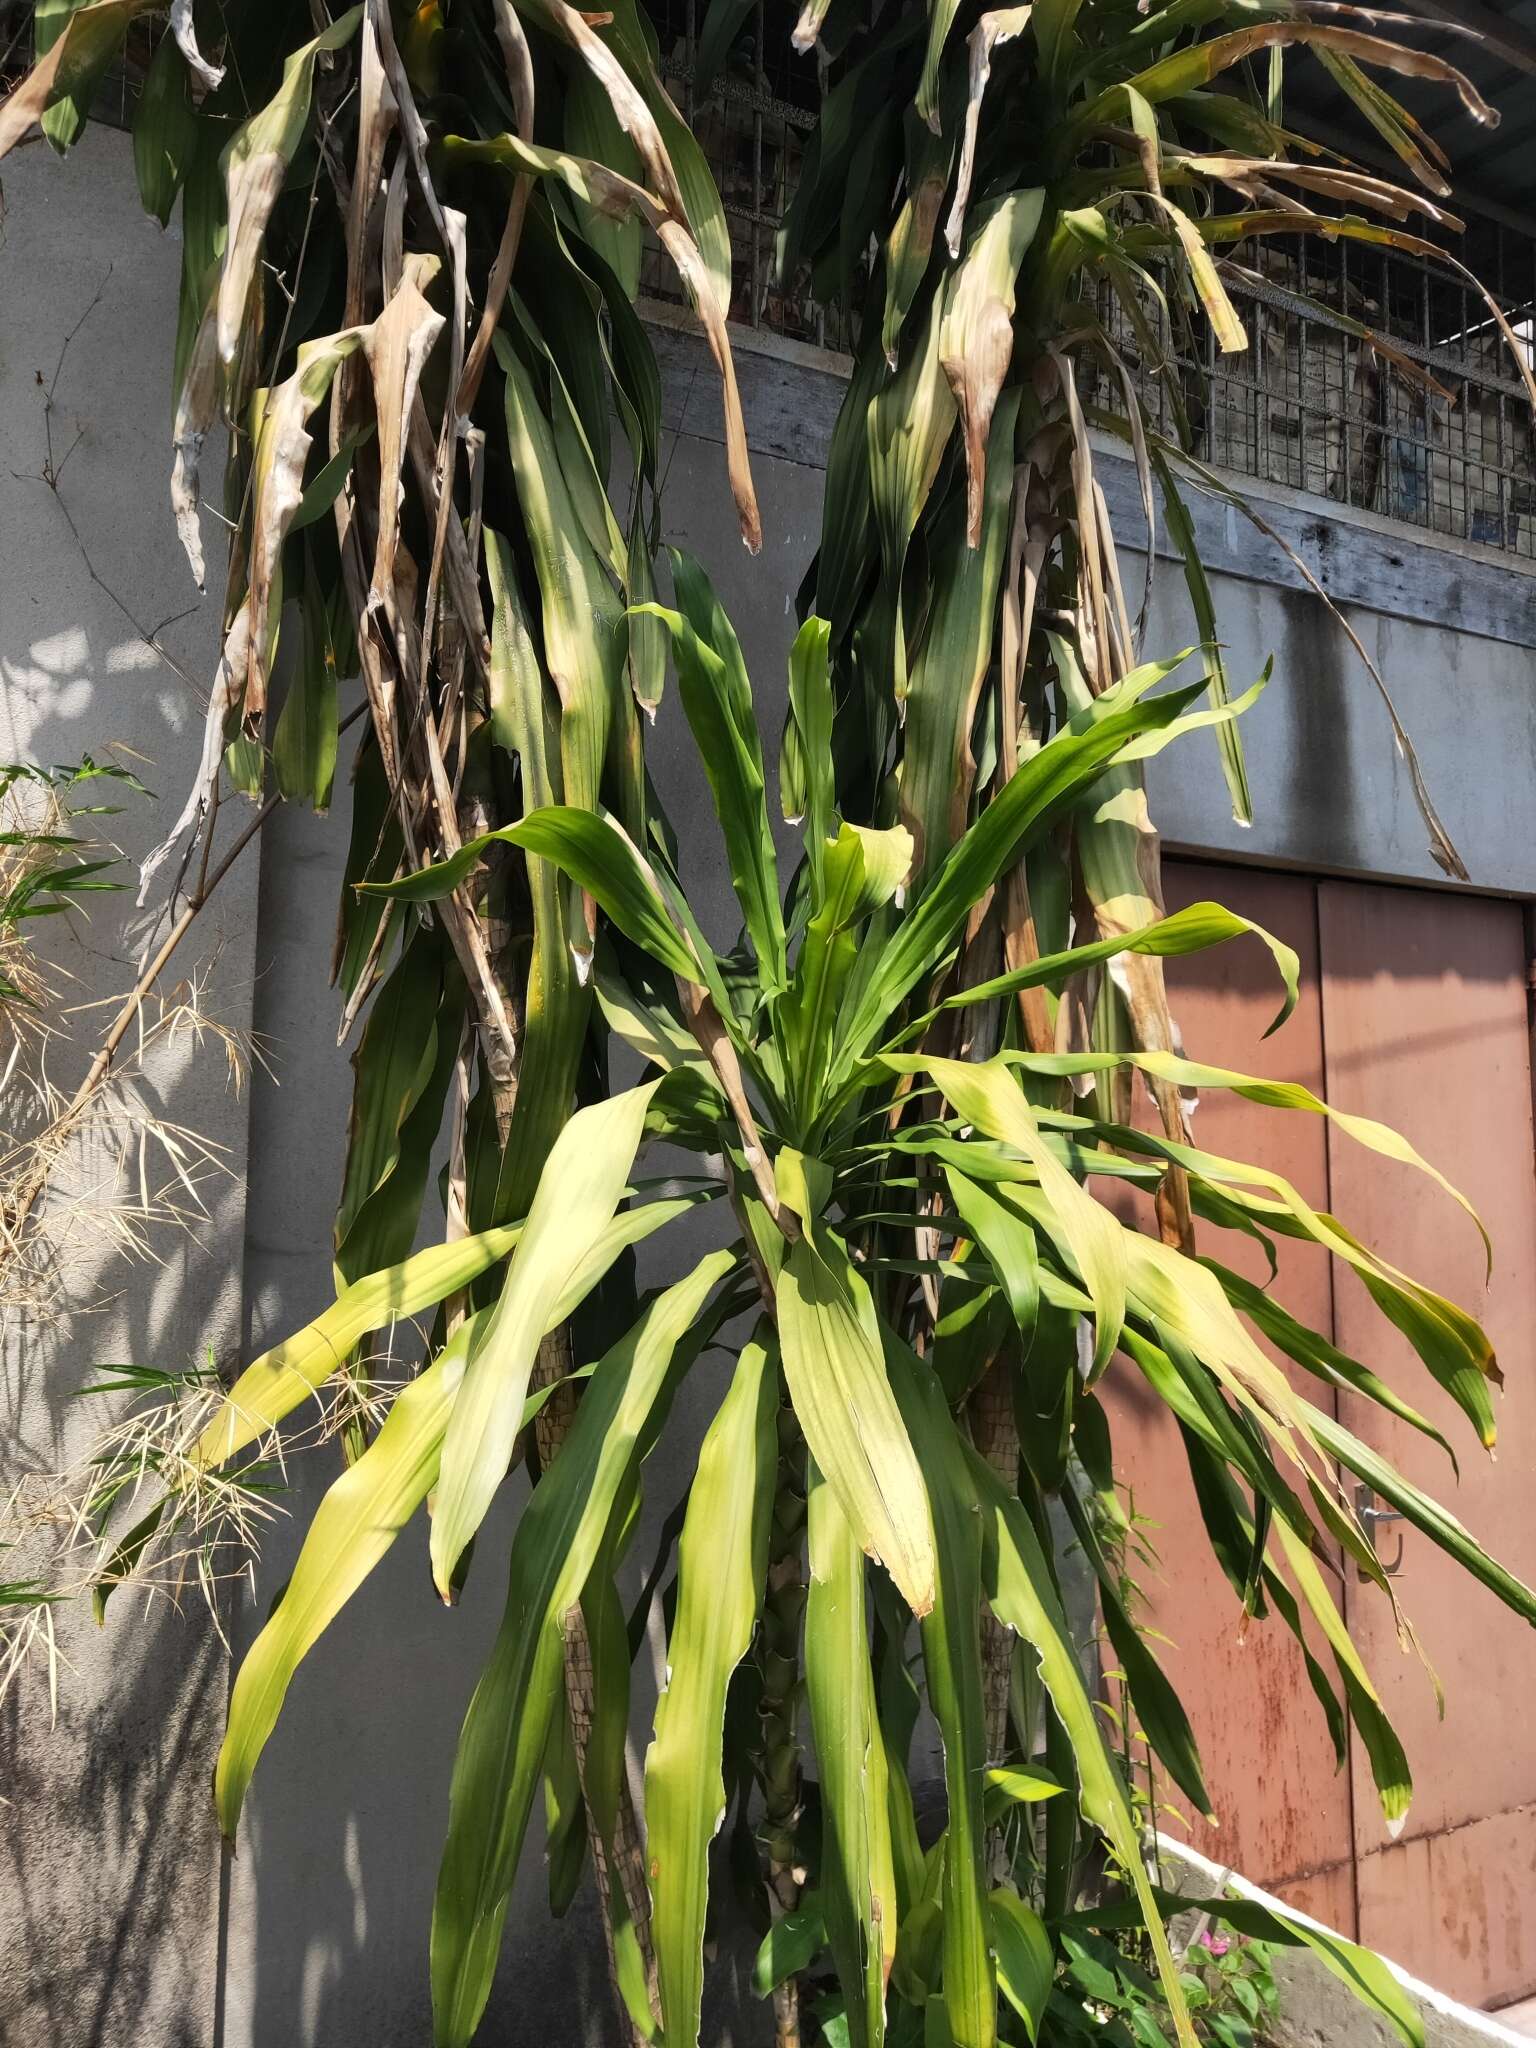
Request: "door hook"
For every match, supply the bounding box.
[1355,1484,1406,1578]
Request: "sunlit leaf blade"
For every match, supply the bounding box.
[775,1161,935,1618]
[932,899,1298,1037]
[647,1331,777,2048]
[988,1890,1053,2044]
[429,1082,663,1598]
[215,1307,493,1835]
[365,806,703,986]
[894,1057,1125,1375]
[806,1462,899,2048]
[195,1227,523,1469]
[431,1254,734,2048]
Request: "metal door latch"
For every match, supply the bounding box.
[1355,1484,1406,1578]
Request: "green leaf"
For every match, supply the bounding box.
[481,530,593,1226]
[194,1226,524,1469]
[989,1889,1053,2044]
[898,389,1022,881]
[776,1182,936,1619]
[1295,1393,1536,1623]
[1151,449,1251,825]
[215,1306,494,1835]
[782,820,914,1122]
[364,807,703,988]
[334,931,443,1268]
[945,1167,1039,1342]
[782,616,836,879]
[563,65,644,297]
[647,1331,778,2048]
[833,661,1208,1073]
[983,1764,1065,1815]
[895,1058,1125,1376]
[432,1254,734,2048]
[132,29,198,225]
[806,1463,899,2048]
[494,328,622,949]
[754,1895,826,1998]
[1072,1891,1424,2048]
[931,899,1299,1039]
[429,1081,663,1598]
[272,570,342,813]
[594,0,734,316]
[955,1402,1198,2048]
[638,558,786,988]
[1060,1485,1213,1820]
[889,1342,995,2048]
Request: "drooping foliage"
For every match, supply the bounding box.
[3,5,1533,2048]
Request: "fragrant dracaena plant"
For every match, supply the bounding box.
[779,0,1536,1129]
[6,3,1534,2047]
[2,0,762,2012]
[114,555,1533,2048]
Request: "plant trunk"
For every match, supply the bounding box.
[530,1325,658,2045]
[758,1395,808,2048]
[971,1354,1021,1764]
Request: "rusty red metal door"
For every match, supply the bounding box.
[1102,860,1358,1933]
[1103,862,1536,2002]
[1317,879,1536,2008]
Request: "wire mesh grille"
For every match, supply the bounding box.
[1087,215,1536,559]
[639,0,852,350]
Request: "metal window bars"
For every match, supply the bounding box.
[1089,213,1536,559]
[638,0,852,351]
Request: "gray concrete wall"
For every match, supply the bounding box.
[3,132,1534,2048]
[0,128,256,2047]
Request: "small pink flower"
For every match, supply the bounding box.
[1199,1930,1232,1957]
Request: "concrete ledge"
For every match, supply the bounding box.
[1158,1837,1531,2048]
[642,310,1536,651]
